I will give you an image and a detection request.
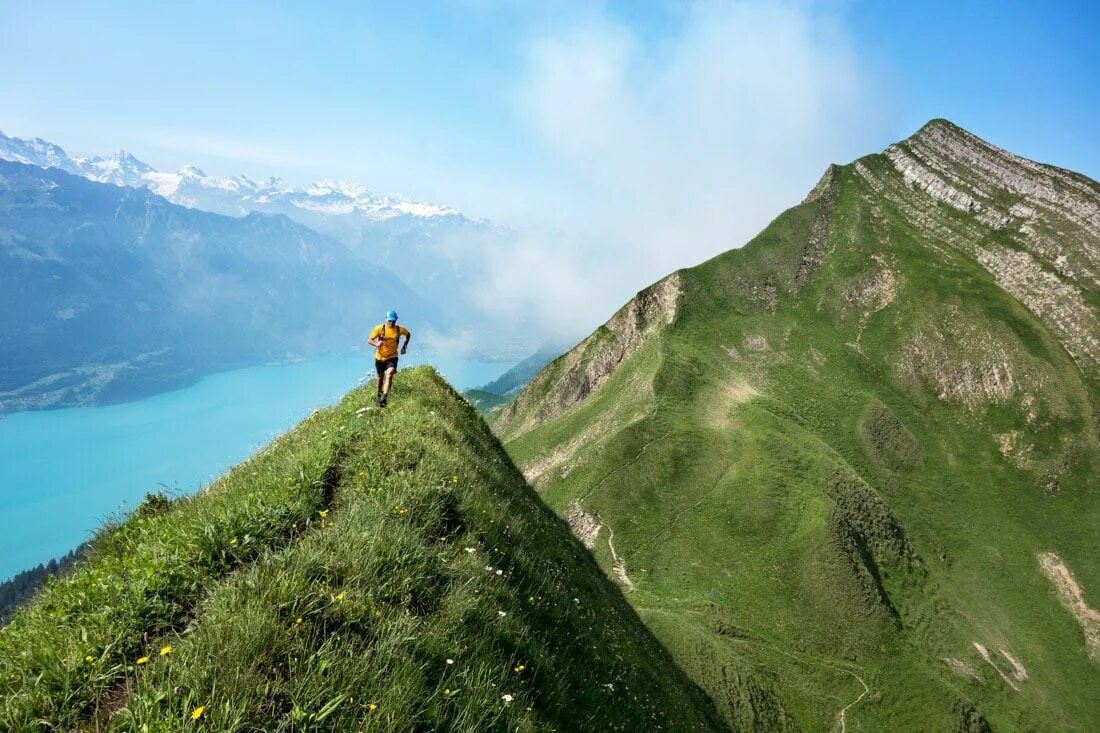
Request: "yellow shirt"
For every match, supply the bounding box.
[370,323,409,361]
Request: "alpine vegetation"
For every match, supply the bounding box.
[0,367,725,731]
[496,120,1100,731]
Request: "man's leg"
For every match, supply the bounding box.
[382,366,396,396]
[375,361,385,405]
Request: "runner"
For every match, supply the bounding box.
[367,309,411,407]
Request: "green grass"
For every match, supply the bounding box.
[0,367,726,732]
[497,140,1100,730]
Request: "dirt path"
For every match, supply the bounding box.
[732,635,870,732]
[604,523,635,591]
[836,672,870,733]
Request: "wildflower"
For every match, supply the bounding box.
[295,617,303,625]
[292,523,298,530]
[85,655,94,663]
[497,610,507,617]
[502,694,514,704]
[368,703,379,713]
[514,664,526,673]
[160,645,172,656]
[465,547,476,554]
[451,475,458,484]
[319,509,329,519]
[446,658,455,665]
[335,593,345,602]
[191,705,205,720]
[495,569,503,576]
[229,537,238,546]
[136,656,150,665]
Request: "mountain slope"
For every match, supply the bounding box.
[0,367,726,731]
[0,159,432,411]
[496,120,1100,731]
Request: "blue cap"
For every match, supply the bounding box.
[386,309,398,321]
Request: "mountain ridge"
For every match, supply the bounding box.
[0,367,727,731]
[0,130,461,224]
[496,119,1100,730]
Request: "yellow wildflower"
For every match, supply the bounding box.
[191,705,205,720]
[295,617,303,625]
[229,537,238,546]
[319,509,329,519]
[451,475,458,484]
[160,645,172,656]
[85,655,94,663]
[369,703,378,713]
[514,664,526,673]
[136,656,150,665]
[335,593,345,602]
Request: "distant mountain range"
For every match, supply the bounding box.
[0,159,432,411]
[0,131,513,316]
[0,130,539,410]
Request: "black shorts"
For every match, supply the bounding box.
[375,357,399,377]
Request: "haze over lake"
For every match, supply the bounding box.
[0,354,514,580]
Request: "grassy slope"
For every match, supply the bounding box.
[500,159,1100,730]
[0,367,726,732]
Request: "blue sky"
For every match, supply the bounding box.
[2,0,1098,324]
[3,2,1096,206]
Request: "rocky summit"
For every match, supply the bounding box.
[497,120,1100,731]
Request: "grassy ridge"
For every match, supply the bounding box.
[0,402,341,730]
[497,147,1100,730]
[0,367,726,732]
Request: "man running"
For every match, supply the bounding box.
[368,309,411,407]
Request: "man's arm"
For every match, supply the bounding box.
[367,327,382,348]
[401,327,411,354]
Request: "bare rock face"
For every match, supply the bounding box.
[496,273,681,434]
[566,501,601,550]
[863,120,1100,375]
[894,306,1069,412]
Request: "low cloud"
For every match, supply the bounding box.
[482,1,890,340]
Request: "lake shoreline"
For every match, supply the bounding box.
[0,354,516,581]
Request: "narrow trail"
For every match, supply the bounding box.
[836,671,870,733]
[602,521,635,591]
[729,635,870,733]
[577,429,671,502]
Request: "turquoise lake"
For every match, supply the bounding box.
[0,354,515,581]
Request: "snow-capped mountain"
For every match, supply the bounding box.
[0,130,461,224]
[0,130,513,330]
[0,130,537,364]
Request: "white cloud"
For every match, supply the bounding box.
[484,0,890,340]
